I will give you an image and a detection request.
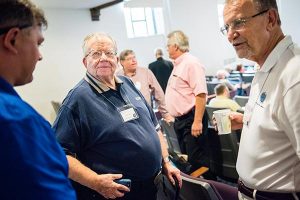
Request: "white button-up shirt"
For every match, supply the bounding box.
[237,36,300,191]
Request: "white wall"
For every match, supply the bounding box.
[165,0,236,75]
[279,0,300,45]
[16,1,300,122]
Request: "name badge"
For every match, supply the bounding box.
[118,104,139,122]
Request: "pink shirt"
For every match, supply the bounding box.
[117,67,170,117]
[165,53,207,117]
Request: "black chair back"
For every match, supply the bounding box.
[161,120,181,154]
[207,128,239,183]
[179,172,238,200]
[233,95,249,107]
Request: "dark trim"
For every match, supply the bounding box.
[90,0,123,21]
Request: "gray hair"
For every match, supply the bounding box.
[119,49,134,61]
[167,30,189,52]
[155,48,163,57]
[225,0,281,25]
[82,32,117,56]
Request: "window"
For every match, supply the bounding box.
[124,7,165,38]
[217,3,225,28]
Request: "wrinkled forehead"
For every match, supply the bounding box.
[87,37,115,51]
[223,0,257,22]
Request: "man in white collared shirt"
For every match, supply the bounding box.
[221,0,300,199]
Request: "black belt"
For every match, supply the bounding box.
[238,180,300,200]
[175,108,194,121]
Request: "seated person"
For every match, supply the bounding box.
[216,69,237,92]
[209,84,241,112]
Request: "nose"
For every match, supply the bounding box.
[99,52,108,61]
[38,53,43,61]
[227,28,238,43]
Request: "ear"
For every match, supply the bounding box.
[266,9,278,31]
[82,57,87,68]
[3,28,20,54]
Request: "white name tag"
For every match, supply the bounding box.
[119,105,139,122]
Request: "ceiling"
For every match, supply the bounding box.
[31,0,116,9]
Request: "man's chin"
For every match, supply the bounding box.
[14,78,33,87]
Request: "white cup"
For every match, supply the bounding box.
[213,109,231,135]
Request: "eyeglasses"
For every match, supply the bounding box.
[124,56,136,61]
[86,50,117,59]
[0,24,32,36]
[220,9,269,35]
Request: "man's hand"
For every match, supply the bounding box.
[229,112,244,130]
[90,174,130,199]
[162,162,182,188]
[191,121,203,137]
[213,111,243,131]
[163,114,175,125]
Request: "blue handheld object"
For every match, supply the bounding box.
[115,179,131,189]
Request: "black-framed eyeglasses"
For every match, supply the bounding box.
[220,9,269,35]
[0,24,32,36]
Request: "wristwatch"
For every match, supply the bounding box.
[163,156,170,164]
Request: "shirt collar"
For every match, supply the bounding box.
[0,77,20,97]
[216,96,228,99]
[84,72,123,93]
[173,52,189,66]
[259,35,293,73]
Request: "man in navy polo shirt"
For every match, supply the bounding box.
[53,32,181,200]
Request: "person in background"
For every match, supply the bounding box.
[53,32,181,200]
[236,64,245,73]
[216,69,237,91]
[209,84,241,112]
[221,0,300,199]
[118,49,174,123]
[165,30,211,173]
[148,48,173,93]
[0,0,76,199]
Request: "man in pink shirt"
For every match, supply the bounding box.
[165,30,210,172]
[117,49,173,123]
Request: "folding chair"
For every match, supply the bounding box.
[207,127,239,184]
[233,96,249,107]
[179,172,238,200]
[160,120,209,178]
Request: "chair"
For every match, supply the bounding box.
[241,73,255,83]
[205,105,228,128]
[207,127,239,183]
[206,82,219,95]
[161,120,181,154]
[51,101,62,115]
[233,95,249,107]
[179,172,238,200]
[160,120,209,178]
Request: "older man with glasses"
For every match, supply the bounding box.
[53,32,181,200]
[220,0,300,200]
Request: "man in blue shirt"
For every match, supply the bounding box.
[0,1,76,199]
[53,32,182,200]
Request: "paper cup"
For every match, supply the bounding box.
[213,109,231,135]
